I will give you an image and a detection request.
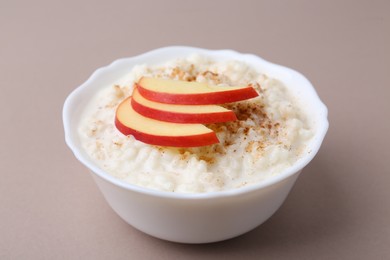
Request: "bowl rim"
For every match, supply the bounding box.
[63,45,329,200]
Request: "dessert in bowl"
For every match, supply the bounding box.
[63,46,328,243]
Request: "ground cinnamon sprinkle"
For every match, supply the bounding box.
[173,88,280,164]
[162,66,283,164]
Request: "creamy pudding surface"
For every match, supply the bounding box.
[78,54,314,193]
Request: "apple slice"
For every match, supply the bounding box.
[136,77,258,105]
[115,97,219,147]
[131,87,237,124]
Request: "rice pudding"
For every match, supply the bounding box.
[78,54,314,193]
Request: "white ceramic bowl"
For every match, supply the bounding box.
[63,46,328,243]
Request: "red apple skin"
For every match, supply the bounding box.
[136,83,258,105]
[131,95,237,124]
[115,117,219,147]
[114,97,219,147]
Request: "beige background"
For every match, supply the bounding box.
[1,0,389,259]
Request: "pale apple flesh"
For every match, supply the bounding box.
[115,97,219,147]
[136,77,259,105]
[131,87,237,123]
